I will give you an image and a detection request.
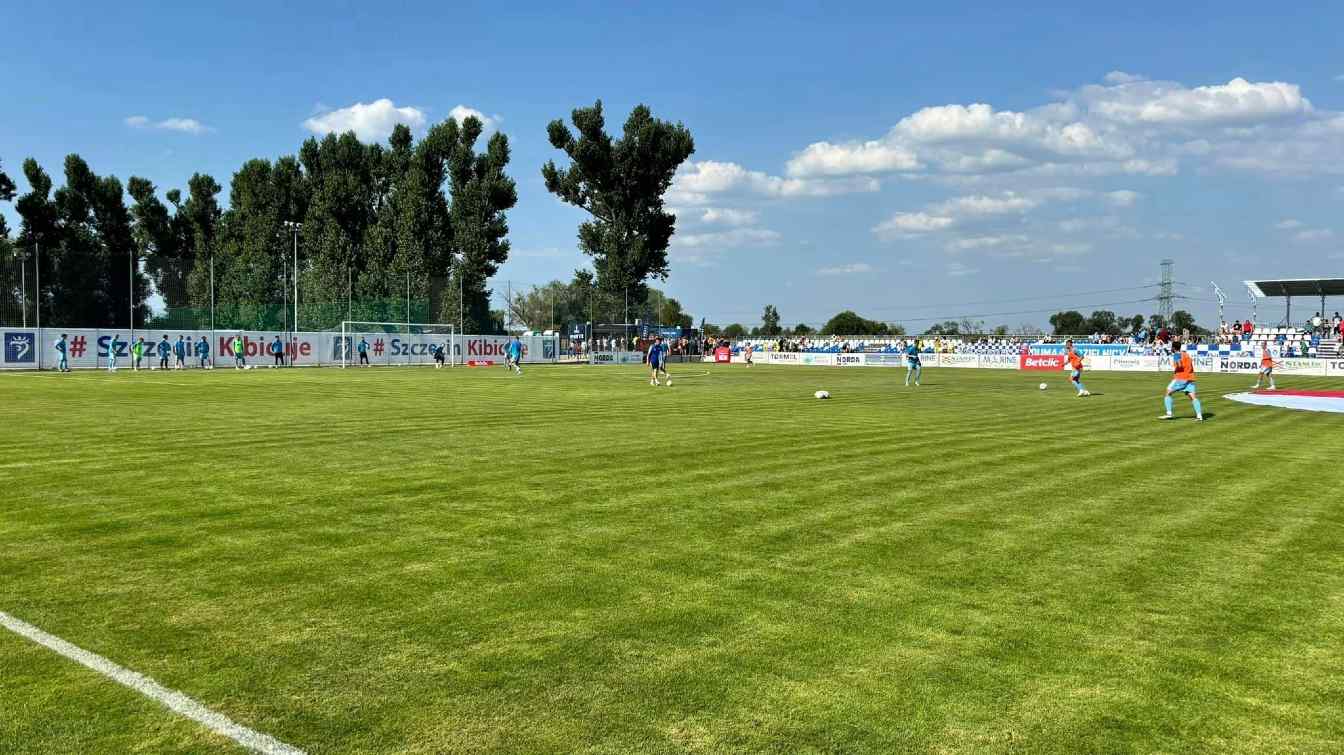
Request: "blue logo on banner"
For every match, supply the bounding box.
[4,332,35,363]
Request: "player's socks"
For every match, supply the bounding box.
[1192,398,1203,419]
[1163,395,1174,416]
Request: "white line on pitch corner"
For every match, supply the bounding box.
[0,611,305,755]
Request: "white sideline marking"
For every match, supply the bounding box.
[0,611,305,755]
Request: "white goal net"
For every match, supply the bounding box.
[338,321,457,368]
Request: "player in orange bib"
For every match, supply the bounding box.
[1063,339,1090,397]
[1160,340,1204,421]
[1252,341,1278,390]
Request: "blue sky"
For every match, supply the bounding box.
[4,1,1344,329]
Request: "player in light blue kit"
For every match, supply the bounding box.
[904,339,922,387]
[106,334,124,372]
[506,336,523,375]
[54,334,71,372]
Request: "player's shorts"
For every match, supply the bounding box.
[1260,365,1273,374]
[907,359,920,368]
[1070,369,1082,381]
[1167,379,1197,394]
[650,360,662,370]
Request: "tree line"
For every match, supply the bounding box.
[0,100,695,333]
[1048,309,1203,337]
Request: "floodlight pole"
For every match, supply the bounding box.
[129,243,135,335]
[17,249,26,327]
[35,241,41,370]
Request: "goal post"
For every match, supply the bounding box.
[338,321,457,368]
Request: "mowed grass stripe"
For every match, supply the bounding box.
[3,365,1344,753]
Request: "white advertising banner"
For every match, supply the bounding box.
[1107,355,1164,372]
[592,351,644,365]
[1214,355,1324,376]
[1327,359,1344,377]
[978,354,1020,369]
[1,328,559,369]
[937,353,979,368]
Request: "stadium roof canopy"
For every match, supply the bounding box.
[1245,278,1344,298]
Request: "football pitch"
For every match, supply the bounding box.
[2,364,1342,753]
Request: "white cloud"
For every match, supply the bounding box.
[1105,189,1141,207]
[1104,71,1144,85]
[873,212,955,238]
[1275,218,1303,230]
[786,140,920,177]
[302,98,426,142]
[1084,78,1311,125]
[780,73,1341,181]
[945,234,1029,252]
[1050,242,1094,255]
[698,207,759,226]
[817,263,875,275]
[671,227,782,249]
[1293,228,1335,243]
[157,118,210,134]
[671,160,879,203]
[448,105,498,131]
[125,115,211,134]
[930,191,1038,216]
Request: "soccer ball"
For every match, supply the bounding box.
[1039,382,1048,390]
[814,390,830,400]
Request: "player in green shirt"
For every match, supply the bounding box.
[232,334,246,369]
[131,337,146,371]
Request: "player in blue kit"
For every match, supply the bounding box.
[904,340,922,387]
[506,336,523,375]
[195,336,210,368]
[647,337,671,386]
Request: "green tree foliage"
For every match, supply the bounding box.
[128,176,186,312]
[1048,310,1086,335]
[446,118,518,334]
[923,321,961,336]
[760,304,782,336]
[14,155,147,328]
[1170,309,1205,335]
[506,275,692,332]
[722,323,747,338]
[0,158,15,243]
[1083,310,1119,336]
[542,101,694,303]
[821,310,890,335]
[792,323,816,336]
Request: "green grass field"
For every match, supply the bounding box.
[3,363,1343,754]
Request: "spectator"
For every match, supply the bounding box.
[1311,312,1323,335]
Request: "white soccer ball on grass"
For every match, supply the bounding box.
[1039,382,1047,390]
[814,390,830,399]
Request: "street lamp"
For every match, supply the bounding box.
[14,248,29,327]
